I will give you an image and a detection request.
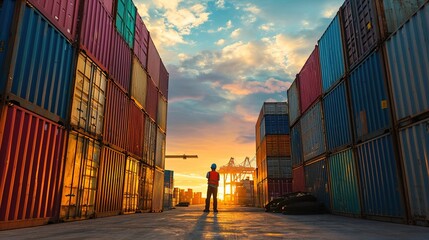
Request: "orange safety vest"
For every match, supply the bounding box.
[207,171,219,186]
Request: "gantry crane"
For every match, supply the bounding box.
[165,154,198,159]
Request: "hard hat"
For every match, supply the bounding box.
[211,163,217,169]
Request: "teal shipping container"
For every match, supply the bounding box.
[0,0,17,94]
[304,158,330,211]
[116,0,136,48]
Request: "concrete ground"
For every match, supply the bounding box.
[1,204,429,239]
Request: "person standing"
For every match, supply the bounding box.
[204,163,220,213]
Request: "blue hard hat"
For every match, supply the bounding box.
[211,163,217,169]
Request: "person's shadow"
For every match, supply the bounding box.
[187,212,222,239]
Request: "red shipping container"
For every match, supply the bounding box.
[147,36,161,87]
[134,15,149,69]
[80,0,113,71]
[267,178,293,200]
[104,81,129,150]
[109,28,132,93]
[100,0,114,17]
[292,166,305,192]
[146,78,158,121]
[0,104,66,230]
[27,0,80,42]
[128,100,145,157]
[159,59,169,99]
[299,46,322,114]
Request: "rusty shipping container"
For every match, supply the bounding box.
[146,78,158,121]
[259,135,291,157]
[61,131,100,221]
[147,36,161,87]
[299,46,322,114]
[123,156,140,213]
[292,166,305,192]
[143,117,156,166]
[80,0,113,72]
[70,52,107,138]
[152,169,164,212]
[134,15,149,69]
[159,59,169,98]
[104,80,129,151]
[139,165,154,212]
[0,105,66,230]
[96,147,126,217]
[157,93,168,132]
[131,56,148,109]
[127,100,145,157]
[109,28,132,93]
[155,129,166,169]
[27,0,80,42]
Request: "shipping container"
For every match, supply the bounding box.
[259,135,291,158]
[259,102,288,116]
[349,50,391,142]
[301,101,326,161]
[123,156,140,213]
[328,149,361,216]
[70,52,107,137]
[267,157,292,179]
[104,80,129,151]
[356,134,405,221]
[323,80,352,152]
[255,115,262,149]
[138,164,154,212]
[159,59,169,99]
[299,46,322,113]
[0,0,17,94]
[318,13,346,93]
[80,0,113,72]
[147,36,161,87]
[61,131,100,220]
[127,100,144,157]
[291,121,303,167]
[27,0,80,42]
[260,115,290,140]
[399,117,429,225]
[131,56,148,109]
[96,147,126,217]
[143,117,156,166]
[7,4,73,122]
[292,166,305,192]
[164,170,174,210]
[267,178,293,202]
[146,78,158,121]
[109,28,132,93]
[305,158,330,211]
[287,78,300,126]
[0,105,66,230]
[385,3,429,122]
[100,0,114,17]
[157,94,168,132]
[115,0,136,49]
[155,129,166,169]
[152,169,164,212]
[134,15,149,69]
[341,0,359,70]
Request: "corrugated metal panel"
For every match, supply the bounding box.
[299,46,322,113]
[292,166,305,192]
[267,178,293,201]
[267,157,292,178]
[380,0,427,36]
[287,78,300,126]
[123,156,140,213]
[138,164,154,211]
[301,101,326,161]
[127,100,144,157]
[155,129,166,169]
[157,93,167,132]
[115,0,136,48]
[323,80,352,151]
[159,59,169,99]
[318,13,346,93]
[356,134,405,219]
[399,118,429,223]
[109,28,132,93]
[80,0,113,72]
[0,0,17,94]
[27,0,79,42]
[260,102,288,116]
[259,135,291,157]
[0,105,65,228]
[341,0,359,69]
[147,36,161,87]
[385,3,429,121]
[260,114,290,140]
[131,56,147,109]
[96,146,126,217]
[61,131,100,220]
[291,121,303,167]
[134,15,149,69]
[305,158,330,210]
[152,169,164,212]
[143,117,156,166]
[70,52,107,137]
[104,80,129,150]
[146,78,158,121]
[349,50,391,141]
[8,5,73,122]
[328,149,361,216]
[100,0,114,17]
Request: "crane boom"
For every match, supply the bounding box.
[165,154,198,159]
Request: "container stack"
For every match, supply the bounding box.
[255,102,292,207]
[288,0,429,226]
[0,0,169,230]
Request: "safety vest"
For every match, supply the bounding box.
[207,171,219,186]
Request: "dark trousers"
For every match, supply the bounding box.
[205,186,218,210]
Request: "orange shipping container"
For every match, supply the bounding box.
[260,135,291,157]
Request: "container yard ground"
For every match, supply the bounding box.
[1,205,429,240]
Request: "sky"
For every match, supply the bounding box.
[134,0,344,196]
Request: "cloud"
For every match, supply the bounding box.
[244,4,261,14]
[215,39,225,45]
[215,0,225,9]
[216,20,233,32]
[259,23,274,31]
[231,28,241,38]
[323,6,338,18]
[222,78,291,96]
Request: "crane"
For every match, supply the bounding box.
[165,154,198,159]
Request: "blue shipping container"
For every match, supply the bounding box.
[349,50,391,141]
[318,13,346,93]
[328,148,361,216]
[301,101,326,161]
[260,114,290,141]
[304,158,330,211]
[356,134,405,219]
[8,4,73,121]
[0,0,17,94]
[381,0,427,36]
[385,3,429,121]
[287,79,300,126]
[399,118,429,224]
[291,121,303,168]
[323,80,352,151]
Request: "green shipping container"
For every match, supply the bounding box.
[116,0,136,48]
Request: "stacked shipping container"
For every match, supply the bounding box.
[0,0,169,230]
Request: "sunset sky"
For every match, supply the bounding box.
[134,0,344,196]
